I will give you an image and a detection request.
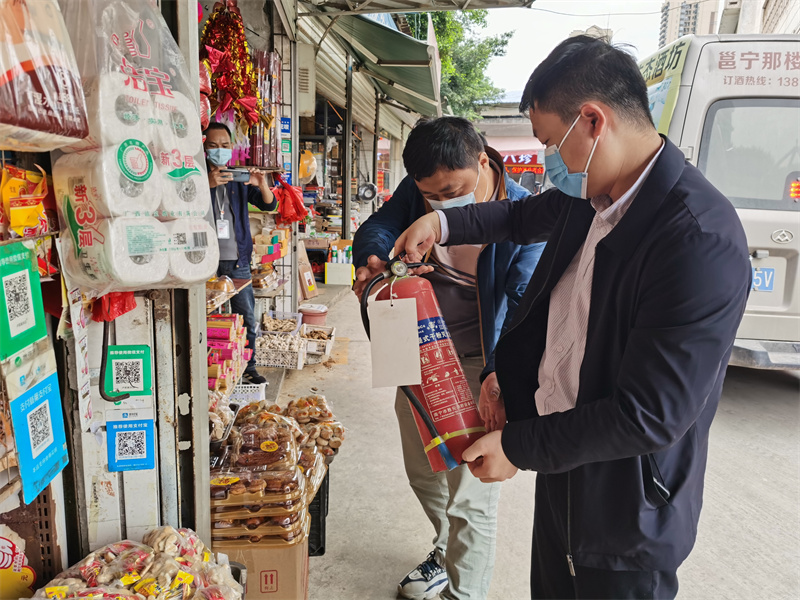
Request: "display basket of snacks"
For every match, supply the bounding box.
[261,311,302,335]
[300,324,335,356]
[229,382,267,404]
[254,333,306,369]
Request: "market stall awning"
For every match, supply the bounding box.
[299,0,534,16]
[331,15,442,117]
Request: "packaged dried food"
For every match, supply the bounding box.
[209,467,305,506]
[212,511,302,531]
[207,276,235,293]
[260,313,298,333]
[211,511,304,539]
[36,526,239,600]
[284,394,335,423]
[193,584,241,600]
[211,514,310,549]
[211,498,302,515]
[92,545,156,587]
[305,453,328,501]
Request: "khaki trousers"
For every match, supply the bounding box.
[394,357,500,600]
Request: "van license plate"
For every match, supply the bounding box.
[752,267,775,292]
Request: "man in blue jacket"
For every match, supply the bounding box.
[353,116,545,600]
[204,122,277,385]
[394,37,751,599]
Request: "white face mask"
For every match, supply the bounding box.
[426,168,481,210]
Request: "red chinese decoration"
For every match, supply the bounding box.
[200,0,267,130]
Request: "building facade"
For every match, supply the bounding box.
[660,0,719,47]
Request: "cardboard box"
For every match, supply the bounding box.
[302,237,329,251]
[213,537,309,600]
[297,241,319,300]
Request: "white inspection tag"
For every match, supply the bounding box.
[369,298,422,388]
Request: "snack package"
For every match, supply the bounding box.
[0,0,89,151]
[210,467,306,506]
[284,394,335,423]
[36,527,241,600]
[8,167,52,238]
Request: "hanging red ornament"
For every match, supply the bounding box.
[200,3,268,131]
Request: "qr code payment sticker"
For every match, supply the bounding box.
[112,359,144,392]
[27,400,54,459]
[3,269,34,338]
[116,430,147,461]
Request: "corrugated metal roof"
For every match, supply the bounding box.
[299,0,534,17]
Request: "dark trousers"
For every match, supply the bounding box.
[531,474,679,600]
[217,260,257,372]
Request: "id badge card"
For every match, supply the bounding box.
[216,219,231,239]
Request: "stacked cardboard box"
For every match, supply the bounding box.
[253,227,291,264]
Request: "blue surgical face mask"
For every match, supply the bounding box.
[543,115,599,199]
[206,147,232,167]
[426,168,481,211]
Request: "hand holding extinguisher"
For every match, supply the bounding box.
[360,256,487,472]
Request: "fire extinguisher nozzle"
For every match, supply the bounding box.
[438,443,460,471]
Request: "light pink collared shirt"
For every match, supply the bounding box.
[535,143,664,415]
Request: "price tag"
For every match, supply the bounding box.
[369,298,422,388]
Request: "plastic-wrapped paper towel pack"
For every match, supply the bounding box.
[53,0,218,296]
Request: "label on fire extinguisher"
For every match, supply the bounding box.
[417,316,475,423]
[369,298,422,388]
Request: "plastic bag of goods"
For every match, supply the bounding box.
[50,0,217,297]
[0,0,89,151]
[34,527,243,599]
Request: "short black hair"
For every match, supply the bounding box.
[203,121,232,138]
[519,35,653,129]
[402,116,484,181]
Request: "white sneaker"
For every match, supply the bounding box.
[397,551,448,600]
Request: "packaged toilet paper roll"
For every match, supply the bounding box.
[60,217,170,290]
[167,218,220,283]
[151,91,204,156]
[158,158,212,218]
[61,72,154,152]
[53,139,162,218]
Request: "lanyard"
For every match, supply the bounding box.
[216,186,226,220]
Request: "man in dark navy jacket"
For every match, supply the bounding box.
[394,36,751,599]
[204,123,277,384]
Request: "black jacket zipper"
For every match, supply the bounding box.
[567,471,576,576]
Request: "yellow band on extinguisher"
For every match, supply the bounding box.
[424,427,487,454]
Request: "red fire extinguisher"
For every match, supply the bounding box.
[361,258,486,472]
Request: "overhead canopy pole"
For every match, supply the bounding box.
[343,52,354,239]
[372,91,380,213]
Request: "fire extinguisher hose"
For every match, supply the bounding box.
[360,257,460,471]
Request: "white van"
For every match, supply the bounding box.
[639,34,800,369]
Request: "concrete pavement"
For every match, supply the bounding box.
[279,294,799,599]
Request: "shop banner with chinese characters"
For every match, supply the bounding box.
[502,152,545,175]
[639,37,689,135]
[9,372,69,504]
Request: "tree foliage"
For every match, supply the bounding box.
[407,11,512,119]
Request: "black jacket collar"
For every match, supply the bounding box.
[598,136,686,260]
